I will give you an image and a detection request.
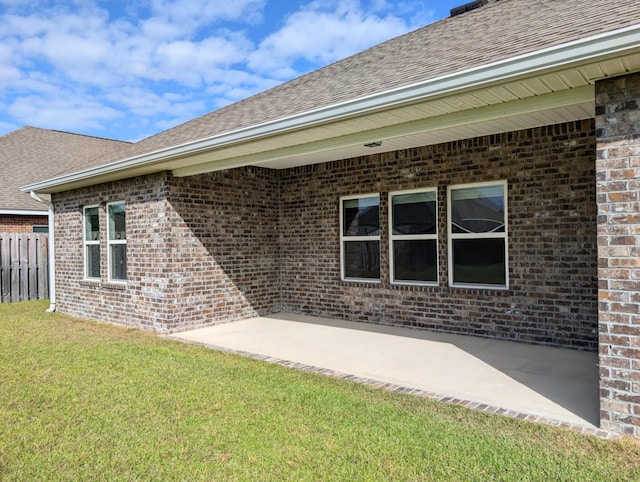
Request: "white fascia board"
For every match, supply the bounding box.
[20,24,640,193]
[0,209,48,216]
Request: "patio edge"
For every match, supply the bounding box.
[167,336,620,441]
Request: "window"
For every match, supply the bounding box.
[340,195,380,281]
[83,205,100,279]
[389,188,438,284]
[107,201,127,281]
[32,225,48,233]
[448,181,507,288]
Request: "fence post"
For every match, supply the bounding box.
[10,234,19,302]
[1,234,10,302]
[20,234,29,301]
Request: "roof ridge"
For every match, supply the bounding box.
[36,125,131,144]
[43,128,132,144]
[1,125,131,145]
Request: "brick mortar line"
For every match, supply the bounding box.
[167,336,620,441]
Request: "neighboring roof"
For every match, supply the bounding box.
[0,126,131,211]
[22,0,640,193]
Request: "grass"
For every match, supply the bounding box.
[1,301,639,481]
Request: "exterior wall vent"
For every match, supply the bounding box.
[450,0,489,17]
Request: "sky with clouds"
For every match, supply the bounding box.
[0,0,462,142]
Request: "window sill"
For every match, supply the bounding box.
[449,283,509,291]
[341,278,381,284]
[103,281,128,290]
[79,279,128,290]
[391,280,438,287]
[79,279,101,287]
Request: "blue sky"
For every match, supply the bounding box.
[0,0,462,142]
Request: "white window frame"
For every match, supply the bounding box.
[447,180,508,289]
[107,200,127,283]
[83,205,100,280]
[389,187,438,286]
[340,193,381,283]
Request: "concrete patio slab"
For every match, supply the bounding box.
[168,313,600,432]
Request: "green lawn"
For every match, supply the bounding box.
[1,301,639,481]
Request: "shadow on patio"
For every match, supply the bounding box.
[168,313,600,433]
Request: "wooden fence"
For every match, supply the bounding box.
[0,233,49,303]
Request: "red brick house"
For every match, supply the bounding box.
[21,0,640,436]
[0,127,130,232]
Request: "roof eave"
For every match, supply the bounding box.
[20,23,640,194]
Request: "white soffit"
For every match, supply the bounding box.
[172,84,595,176]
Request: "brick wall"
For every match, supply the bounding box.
[53,173,174,330]
[596,72,640,436]
[164,166,281,331]
[52,120,597,349]
[0,214,48,232]
[52,167,280,332]
[281,120,598,349]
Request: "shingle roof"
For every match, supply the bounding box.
[0,126,131,211]
[67,0,638,173]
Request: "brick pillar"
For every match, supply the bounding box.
[596,72,640,436]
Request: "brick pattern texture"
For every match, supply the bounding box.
[596,72,640,437]
[52,120,597,352]
[164,167,281,330]
[0,214,48,232]
[281,120,597,349]
[52,168,281,332]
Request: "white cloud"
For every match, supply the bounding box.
[139,17,184,41]
[35,33,115,84]
[1,3,260,90]
[0,44,21,87]
[104,86,205,119]
[104,87,174,116]
[0,64,21,85]
[247,0,411,77]
[0,0,431,140]
[1,12,52,37]
[9,71,67,97]
[8,94,122,131]
[153,36,250,79]
[149,0,267,27]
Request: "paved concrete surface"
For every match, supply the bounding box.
[168,313,599,429]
